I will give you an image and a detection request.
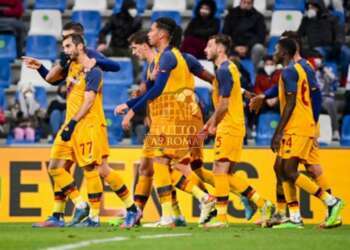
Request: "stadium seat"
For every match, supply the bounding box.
[85,34,98,49]
[340,115,350,146]
[151,11,182,25]
[195,60,214,89]
[267,36,280,55]
[34,0,67,12]
[274,0,305,12]
[0,87,6,109]
[0,35,17,61]
[103,57,134,86]
[114,0,147,14]
[72,11,101,35]
[153,0,186,12]
[73,0,107,12]
[18,60,53,89]
[102,83,129,110]
[0,60,11,89]
[104,109,124,144]
[256,112,280,146]
[14,86,48,109]
[233,0,266,13]
[324,61,339,78]
[332,10,345,26]
[195,87,212,116]
[240,59,255,85]
[28,10,62,39]
[270,11,303,37]
[318,114,332,146]
[25,35,57,61]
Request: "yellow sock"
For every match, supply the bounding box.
[48,167,82,204]
[161,201,173,217]
[105,170,133,208]
[194,168,215,186]
[228,173,249,193]
[154,161,172,205]
[85,170,103,218]
[53,182,66,215]
[315,174,331,193]
[214,173,229,222]
[282,181,297,203]
[188,171,207,192]
[249,191,265,208]
[171,190,182,217]
[295,174,319,194]
[134,175,153,210]
[276,182,287,215]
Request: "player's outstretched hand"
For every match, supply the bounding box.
[249,94,265,114]
[122,110,135,130]
[61,120,77,142]
[271,131,282,153]
[114,103,128,116]
[22,56,42,70]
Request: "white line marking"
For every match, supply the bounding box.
[45,233,192,250]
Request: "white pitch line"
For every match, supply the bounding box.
[45,233,192,250]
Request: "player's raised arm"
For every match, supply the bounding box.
[86,49,120,72]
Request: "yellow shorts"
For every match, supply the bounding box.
[50,122,103,167]
[278,134,314,162]
[305,139,321,165]
[214,133,243,162]
[141,141,155,159]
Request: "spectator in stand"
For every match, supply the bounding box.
[298,0,350,74]
[46,84,66,139]
[223,0,266,69]
[181,0,220,59]
[312,54,341,140]
[254,55,281,113]
[97,0,141,57]
[344,64,350,115]
[0,0,25,57]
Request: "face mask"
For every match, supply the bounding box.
[128,8,137,18]
[199,8,211,17]
[306,9,317,18]
[314,58,323,68]
[264,65,276,76]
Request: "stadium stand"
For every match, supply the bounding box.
[114,0,148,14]
[318,114,333,146]
[34,0,67,12]
[0,35,17,62]
[0,60,11,89]
[103,57,134,86]
[270,10,303,36]
[18,60,53,89]
[102,82,129,110]
[151,11,182,25]
[72,0,108,12]
[28,10,62,38]
[0,87,6,108]
[71,10,101,35]
[25,35,57,61]
[153,0,187,12]
[255,112,280,146]
[341,115,350,146]
[274,0,305,12]
[105,109,124,144]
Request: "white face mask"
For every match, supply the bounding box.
[128,8,137,18]
[306,9,317,18]
[264,65,276,76]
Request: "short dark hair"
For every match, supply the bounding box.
[155,17,177,37]
[209,34,232,54]
[63,33,85,48]
[128,31,151,46]
[63,22,84,35]
[281,30,302,50]
[278,38,297,57]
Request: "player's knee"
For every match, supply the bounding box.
[139,158,154,176]
[305,164,322,178]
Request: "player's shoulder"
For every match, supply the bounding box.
[86,66,103,79]
[216,61,231,75]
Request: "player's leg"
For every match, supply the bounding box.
[32,161,73,228]
[98,157,140,229]
[170,189,187,226]
[134,157,154,212]
[48,158,89,226]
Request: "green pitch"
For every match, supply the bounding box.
[1,223,349,250]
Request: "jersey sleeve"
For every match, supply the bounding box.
[282,67,299,93]
[158,51,177,72]
[183,53,204,75]
[86,68,102,92]
[216,66,234,98]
